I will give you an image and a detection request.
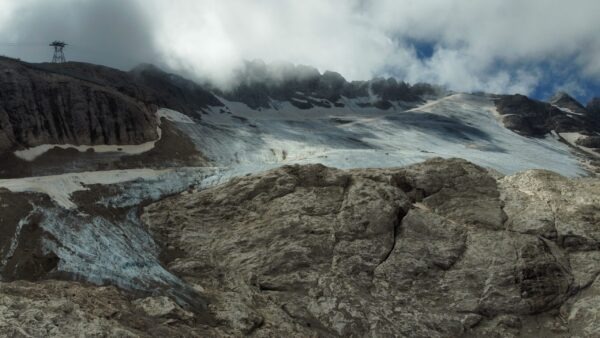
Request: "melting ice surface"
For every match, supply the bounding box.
[188,93,585,181]
[0,93,588,307]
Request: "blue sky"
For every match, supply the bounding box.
[409,41,599,104]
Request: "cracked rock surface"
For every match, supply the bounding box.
[2,158,600,337]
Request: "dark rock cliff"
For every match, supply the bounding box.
[0,57,158,152]
[494,93,600,137]
[0,57,223,153]
[215,60,439,110]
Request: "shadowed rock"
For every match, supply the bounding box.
[493,93,600,141]
[0,57,223,153]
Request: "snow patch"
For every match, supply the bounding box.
[291,97,308,104]
[13,138,161,162]
[0,168,185,209]
[157,108,196,124]
[559,132,600,157]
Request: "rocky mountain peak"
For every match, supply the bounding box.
[550,91,576,103]
[1,53,600,337]
[549,91,587,115]
[3,159,598,336]
[214,61,440,110]
[494,92,600,137]
[0,57,226,154]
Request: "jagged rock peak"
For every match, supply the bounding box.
[214,60,441,110]
[494,93,600,137]
[549,91,587,115]
[550,91,579,104]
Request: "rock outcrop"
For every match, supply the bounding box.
[587,97,600,119]
[139,159,600,337]
[493,93,600,137]
[2,158,600,336]
[0,57,223,153]
[0,57,158,152]
[216,60,439,110]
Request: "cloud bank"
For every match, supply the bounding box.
[0,0,156,70]
[1,0,599,100]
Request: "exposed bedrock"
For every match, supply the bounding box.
[2,158,599,336]
[0,57,223,153]
[0,58,158,152]
[215,60,439,110]
[139,158,600,336]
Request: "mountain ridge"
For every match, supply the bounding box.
[2,57,599,153]
[1,57,600,337]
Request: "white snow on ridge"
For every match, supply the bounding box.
[13,139,161,162]
[0,169,169,208]
[0,167,216,209]
[559,132,600,158]
[189,93,586,178]
[13,108,193,162]
[0,211,32,269]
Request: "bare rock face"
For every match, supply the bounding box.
[3,158,599,337]
[499,170,600,252]
[140,158,598,337]
[0,57,159,152]
[493,94,598,137]
[550,92,588,116]
[587,97,600,122]
[576,135,600,149]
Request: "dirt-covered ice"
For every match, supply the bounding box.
[186,93,586,178]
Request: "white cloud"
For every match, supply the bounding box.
[140,0,600,94]
[1,0,599,95]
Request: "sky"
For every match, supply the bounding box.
[0,0,599,103]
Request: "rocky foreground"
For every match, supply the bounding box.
[1,158,599,337]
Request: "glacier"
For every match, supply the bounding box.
[0,91,590,309]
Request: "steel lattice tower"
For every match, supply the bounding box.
[49,41,67,63]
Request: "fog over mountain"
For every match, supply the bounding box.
[1,0,600,100]
[3,2,600,336]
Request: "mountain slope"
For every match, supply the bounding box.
[1,58,599,178]
[1,58,600,337]
[2,159,599,337]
